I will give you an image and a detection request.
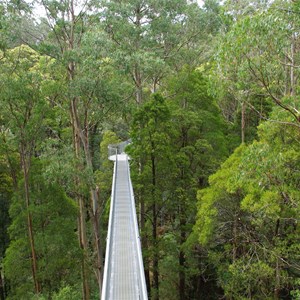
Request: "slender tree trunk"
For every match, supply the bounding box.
[0,265,5,300]
[179,127,187,300]
[71,103,90,300]
[20,148,40,294]
[284,54,289,96]
[133,6,151,293]
[78,196,90,300]
[179,215,186,300]
[134,4,143,106]
[232,213,238,262]
[69,44,103,299]
[151,152,159,300]
[139,159,151,294]
[135,68,143,105]
[82,114,103,297]
[43,0,96,297]
[241,101,245,144]
[90,190,103,298]
[274,219,280,299]
[290,34,295,96]
[274,257,280,300]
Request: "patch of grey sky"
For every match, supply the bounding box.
[33,0,205,19]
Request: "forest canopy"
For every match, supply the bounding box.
[0,0,300,299]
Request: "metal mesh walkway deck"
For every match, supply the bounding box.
[101,154,148,300]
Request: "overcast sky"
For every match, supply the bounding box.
[33,0,205,19]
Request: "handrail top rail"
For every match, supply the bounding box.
[108,139,131,156]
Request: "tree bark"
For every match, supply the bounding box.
[0,265,5,300]
[139,159,151,294]
[274,257,280,300]
[20,146,40,294]
[290,34,295,96]
[90,191,103,298]
[71,103,90,300]
[151,152,159,300]
[232,213,238,262]
[241,101,245,144]
[78,196,90,300]
[179,215,186,300]
[82,109,103,298]
[274,219,280,299]
[134,67,143,105]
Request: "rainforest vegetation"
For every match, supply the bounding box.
[0,0,300,299]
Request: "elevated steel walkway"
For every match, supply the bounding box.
[101,144,148,300]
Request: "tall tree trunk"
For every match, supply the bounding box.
[135,68,143,105]
[20,147,40,294]
[241,101,245,144]
[90,188,103,298]
[134,4,143,106]
[274,257,280,300]
[83,111,103,298]
[179,214,186,300]
[78,196,90,300]
[69,43,103,299]
[139,160,151,294]
[284,54,289,96]
[290,34,295,96]
[71,102,90,300]
[232,213,238,262]
[151,152,159,300]
[274,219,280,300]
[179,135,187,300]
[0,265,5,300]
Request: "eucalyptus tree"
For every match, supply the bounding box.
[31,0,125,297]
[0,45,51,294]
[99,0,205,105]
[0,45,80,298]
[127,68,229,299]
[99,5,209,290]
[0,147,15,300]
[128,93,174,298]
[213,0,300,143]
[195,106,300,298]
[0,3,7,51]
[165,67,228,299]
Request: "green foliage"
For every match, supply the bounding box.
[95,130,121,203]
[196,104,300,297]
[98,0,206,106]
[127,67,230,297]
[2,1,300,299]
[211,0,300,144]
[52,285,81,300]
[196,144,246,245]
[0,153,14,258]
[224,259,274,299]
[4,160,81,299]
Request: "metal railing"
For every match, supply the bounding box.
[101,148,118,300]
[108,140,131,158]
[101,141,148,300]
[126,155,148,300]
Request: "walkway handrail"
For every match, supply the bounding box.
[126,156,148,300]
[108,139,131,157]
[101,148,118,300]
[102,140,148,300]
